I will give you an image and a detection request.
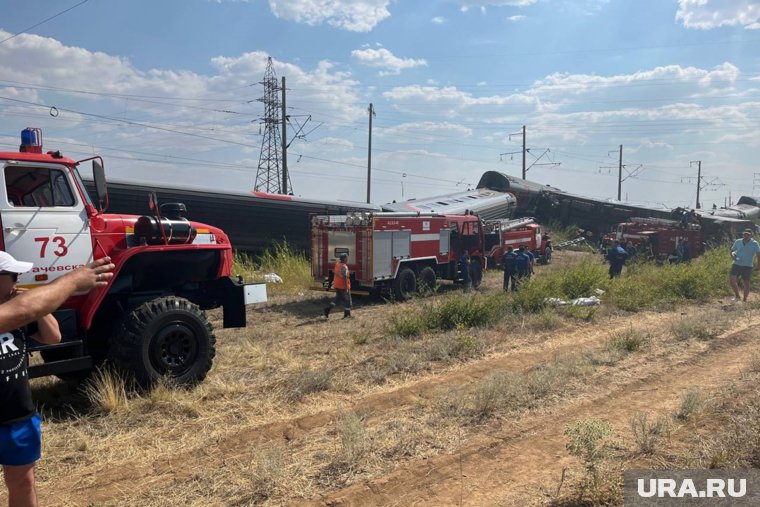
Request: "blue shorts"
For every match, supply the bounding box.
[0,413,42,466]
[731,264,753,282]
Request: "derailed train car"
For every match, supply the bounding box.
[87,170,756,254]
[708,196,760,222]
[475,171,756,242]
[381,187,517,220]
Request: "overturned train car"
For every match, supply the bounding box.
[475,171,756,242]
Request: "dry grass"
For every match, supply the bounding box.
[82,367,130,414]
[14,251,760,506]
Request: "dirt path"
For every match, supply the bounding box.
[34,308,749,505]
[313,325,758,507]
[48,309,680,504]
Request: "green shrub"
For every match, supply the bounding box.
[554,258,608,299]
[660,263,712,301]
[512,276,552,312]
[235,242,312,294]
[607,246,733,311]
[608,327,650,353]
[512,258,606,313]
[389,293,506,337]
[630,412,670,455]
[388,310,430,338]
[676,387,705,421]
[432,294,502,330]
[608,275,656,312]
[565,418,614,475]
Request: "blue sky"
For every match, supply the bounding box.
[1,0,759,210]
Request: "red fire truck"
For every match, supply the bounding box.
[603,217,701,261]
[0,128,266,386]
[484,217,552,267]
[311,212,486,300]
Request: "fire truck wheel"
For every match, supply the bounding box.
[471,258,483,288]
[109,296,215,388]
[417,266,437,294]
[393,267,417,301]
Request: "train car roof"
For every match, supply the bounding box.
[84,176,381,211]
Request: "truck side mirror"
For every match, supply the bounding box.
[93,160,108,211]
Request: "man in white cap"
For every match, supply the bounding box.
[730,228,760,302]
[0,251,114,507]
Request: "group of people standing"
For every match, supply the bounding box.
[500,246,535,291]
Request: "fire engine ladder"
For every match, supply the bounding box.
[487,217,535,231]
[630,216,680,227]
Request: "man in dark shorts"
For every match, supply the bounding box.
[730,228,760,302]
[0,252,114,506]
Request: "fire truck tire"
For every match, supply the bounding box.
[393,267,417,301]
[471,258,483,288]
[417,266,437,294]
[108,296,216,388]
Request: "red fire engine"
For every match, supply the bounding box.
[0,128,266,386]
[603,217,701,261]
[484,217,552,267]
[311,212,486,300]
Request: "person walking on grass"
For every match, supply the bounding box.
[501,246,518,291]
[460,251,472,293]
[324,253,352,319]
[0,252,114,507]
[730,228,760,303]
[515,246,532,290]
[607,240,628,278]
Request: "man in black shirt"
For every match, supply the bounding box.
[0,252,114,507]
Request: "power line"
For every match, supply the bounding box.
[0,0,90,45]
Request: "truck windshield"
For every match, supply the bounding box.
[72,167,95,207]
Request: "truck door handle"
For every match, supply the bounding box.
[4,226,27,232]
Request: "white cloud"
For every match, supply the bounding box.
[458,0,538,7]
[351,48,427,75]
[507,15,526,21]
[267,0,391,32]
[0,30,366,155]
[676,0,760,30]
[379,121,473,142]
[431,16,446,24]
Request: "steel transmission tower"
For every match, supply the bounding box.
[254,57,292,193]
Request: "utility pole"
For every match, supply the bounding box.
[617,145,623,201]
[367,103,375,204]
[281,76,288,195]
[690,160,701,209]
[521,125,526,179]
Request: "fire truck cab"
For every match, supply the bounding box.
[311,212,485,300]
[484,218,552,267]
[603,217,702,261]
[0,128,266,386]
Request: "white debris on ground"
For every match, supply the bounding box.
[264,273,284,283]
[545,295,602,306]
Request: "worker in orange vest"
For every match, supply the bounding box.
[324,253,352,319]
